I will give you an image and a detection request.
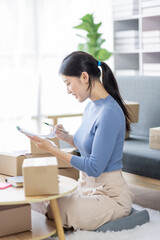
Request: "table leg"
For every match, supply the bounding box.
[50,199,65,240]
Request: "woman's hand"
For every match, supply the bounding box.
[55,124,69,141]
[28,135,57,153]
[51,124,76,148]
[28,134,72,165]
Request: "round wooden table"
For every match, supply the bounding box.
[0,174,78,240]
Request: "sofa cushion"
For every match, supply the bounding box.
[117,76,160,137]
[123,135,160,180]
[94,207,149,232]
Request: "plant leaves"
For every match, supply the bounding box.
[94,22,102,32]
[81,14,94,25]
[78,43,87,52]
[87,33,102,41]
[73,13,112,61]
[97,38,105,48]
[76,34,87,39]
[95,49,112,61]
[74,22,93,32]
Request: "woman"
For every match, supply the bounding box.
[30,51,133,231]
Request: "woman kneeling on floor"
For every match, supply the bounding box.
[30,51,133,231]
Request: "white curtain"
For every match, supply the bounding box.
[0,0,113,151]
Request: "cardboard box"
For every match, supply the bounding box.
[0,152,26,176]
[0,151,53,176]
[125,130,130,140]
[149,127,160,149]
[125,101,139,123]
[124,101,140,140]
[30,137,60,154]
[57,148,80,168]
[29,146,78,168]
[0,204,31,237]
[58,168,79,181]
[23,157,59,196]
[0,147,79,176]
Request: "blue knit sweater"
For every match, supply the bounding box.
[71,95,126,177]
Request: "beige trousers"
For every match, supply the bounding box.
[32,170,133,231]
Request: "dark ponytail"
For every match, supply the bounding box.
[101,62,131,132]
[59,51,131,132]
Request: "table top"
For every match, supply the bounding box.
[0,174,78,205]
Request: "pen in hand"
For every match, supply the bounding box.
[43,122,69,134]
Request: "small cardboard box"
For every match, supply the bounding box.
[125,131,130,140]
[0,204,31,237]
[30,137,60,154]
[29,146,78,168]
[124,101,140,140]
[0,151,53,176]
[23,157,59,196]
[0,147,80,176]
[0,152,26,176]
[58,148,80,168]
[58,168,79,181]
[149,127,160,149]
[125,101,139,123]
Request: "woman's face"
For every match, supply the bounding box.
[62,72,90,102]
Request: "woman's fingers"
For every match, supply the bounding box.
[55,124,64,131]
[26,135,43,148]
[27,134,57,152]
[28,135,41,142]
[56,124,63,128]
[55,124,67,135]
[55,125,64,137]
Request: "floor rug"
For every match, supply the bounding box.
[47,204,160,240]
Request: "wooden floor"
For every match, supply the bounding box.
[129,183,160,211]
[122,172,160,211]
[122,172,160,191]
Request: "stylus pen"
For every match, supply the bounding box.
[43,122,69,134]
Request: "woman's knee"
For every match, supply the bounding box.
[46,194,78,220]
[31,201,49,215]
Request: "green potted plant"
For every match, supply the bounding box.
[73,13,112,61]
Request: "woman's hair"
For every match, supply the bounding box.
[59,51,131,132]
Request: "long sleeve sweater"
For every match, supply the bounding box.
[71,95,126,177]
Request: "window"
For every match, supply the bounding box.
[0,0,113,151]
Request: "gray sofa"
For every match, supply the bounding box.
[117,76,160,180]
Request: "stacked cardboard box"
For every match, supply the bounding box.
[0,204,31,237]
[30,138,79,181]
[124,101,139,123]
[23,157,59,196]
[149,127,160,150]
[0,151,53,176]
[0,137,79,181]
[124,101,140,139]
[30,137,71,168]
[58,167,79,181]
